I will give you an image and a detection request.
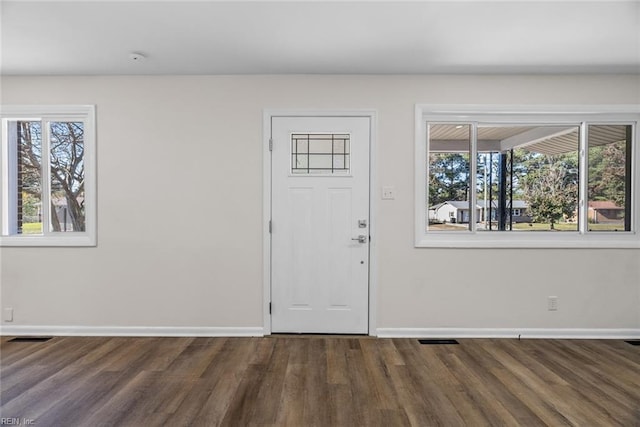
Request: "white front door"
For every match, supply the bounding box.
[270,116,370,334]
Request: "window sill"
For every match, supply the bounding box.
[415,232,640,249]
[0,234,96,247]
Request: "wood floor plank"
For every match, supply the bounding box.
[79,369,160,426]
[359,339,402,411]
[1,336,639,426]
[392,339,468,426]
[455,340,573,426]
[442,351,536,426]
[303,338,331,426]
[327,384,358,426]
[216,365,265,426]
[564,340,640,389]
[217,339,283,426]
[237,338,290,426]
[274,358,306,426]
[36,370,133,427]
[478,339,589,426]
[488,340,604,424]
[378,338,406,367]
[164,337,226,380]
[326,338,349,385]
[1,363,100,421]
[161,377,218,426]
[424,346,495,426]
[501,339,633,425]
[0,338,56,366]
[345,344,384,426]
[170,338,252,425]
[1,337,104,405]
[387,364,443,426]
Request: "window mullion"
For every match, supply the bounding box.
[3,120,17,235]
[579,122,588,234]
[470,122,478,231]
[624,124,633,232]
[41,120,52,236]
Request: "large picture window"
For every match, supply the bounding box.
[1,105,96,246]
[415,106,639,248]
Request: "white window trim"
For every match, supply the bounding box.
[0,105,96,247]
[415,104,640,248]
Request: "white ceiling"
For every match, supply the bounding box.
[1,0,639,75]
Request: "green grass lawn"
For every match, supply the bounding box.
[511,222,577,231]
[428,223,469,231]
[512,222,625,231]
[21,222,43,234]
[586,223,628,232]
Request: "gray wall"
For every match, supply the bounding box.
[1,75,639,334]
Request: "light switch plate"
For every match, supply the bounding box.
[382,186,395,200]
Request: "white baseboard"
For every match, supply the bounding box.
[2,325,638,340]
[376,328,640,339]
[0,325,265,337]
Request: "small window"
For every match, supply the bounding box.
[428,124,470,231]
[1,105,96,246]
[587,125,631,232]
[291,133,350,175]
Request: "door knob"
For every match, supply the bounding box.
[351,235,367,243]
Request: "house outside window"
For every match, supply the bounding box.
[1,105,96,246]
[415,105,639,248]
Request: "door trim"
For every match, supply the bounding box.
[263,110,378,336]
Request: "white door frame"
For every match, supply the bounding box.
[263,110,378,336]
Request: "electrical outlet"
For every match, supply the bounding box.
[4,307,14,322]
[548,296,558,311]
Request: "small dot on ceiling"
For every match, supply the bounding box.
[129,52,146,62]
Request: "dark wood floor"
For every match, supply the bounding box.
[1,335,639,426]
